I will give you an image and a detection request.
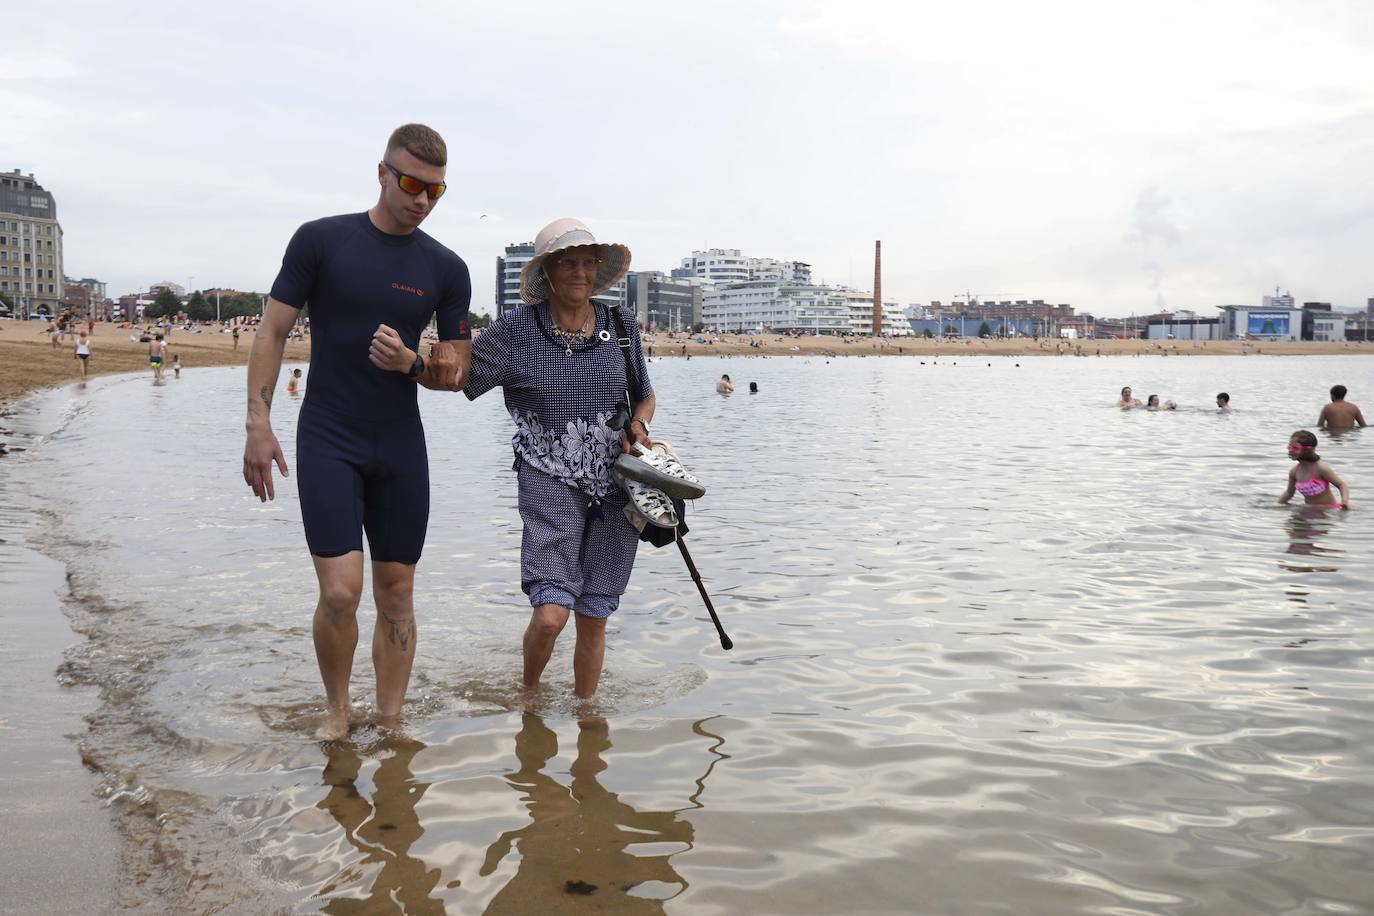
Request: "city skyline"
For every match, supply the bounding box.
[4,0,1372,318]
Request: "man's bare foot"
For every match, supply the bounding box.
[315,706,350,741]
[512,684,542,714]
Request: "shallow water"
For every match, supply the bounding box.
[13,352,1374,914]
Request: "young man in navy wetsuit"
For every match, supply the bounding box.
[243,123,471,740]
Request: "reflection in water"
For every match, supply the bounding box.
[317,738,445,915]
[1281,505,1342,573]
[311,718,727,914]
[481,715,721,914]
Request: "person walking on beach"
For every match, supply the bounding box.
[232,323,241,351]
[172,354,182,379]
[463,217,653,701]
[241,122,471,740]
[73,331,91,379]
[1317,385,1366,430]
[149,333,166,382]
[1279,430,1350,510]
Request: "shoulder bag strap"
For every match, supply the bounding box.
[608,304,641,413]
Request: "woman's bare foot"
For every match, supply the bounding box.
[315,706,350,741]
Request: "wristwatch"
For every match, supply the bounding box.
[407,353,425,379]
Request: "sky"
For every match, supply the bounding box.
[4,0,1372,317]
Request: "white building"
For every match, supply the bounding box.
[1262,288,1295,310]
[1309,311,1346,342]
[495,242,534,316]
[1217,304,1302,340]
[149,280,185,298]
[702,280,850,334]
[832,287,913,335]
[677,249,811,285]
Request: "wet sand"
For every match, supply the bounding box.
[2,318,1367,408]
[0,405,118,915]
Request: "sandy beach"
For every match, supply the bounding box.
[0,319,310,407]
[2,318,1369,408]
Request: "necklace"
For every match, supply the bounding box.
[550,310,595,357]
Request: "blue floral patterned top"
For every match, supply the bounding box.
[464,302,653,498]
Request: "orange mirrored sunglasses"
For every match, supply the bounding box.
[384,161,447,201]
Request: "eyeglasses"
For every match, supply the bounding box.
[550,256,603,272]
[383,161,447,201]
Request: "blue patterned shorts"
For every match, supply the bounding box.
[516,462,640,618]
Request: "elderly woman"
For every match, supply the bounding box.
[465,218,654,699]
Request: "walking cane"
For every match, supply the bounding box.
[675,527,732,650]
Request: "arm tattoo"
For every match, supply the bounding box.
[259,385,272,410]
[379,609,415,652]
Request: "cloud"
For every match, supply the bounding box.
[4,0,1373,313]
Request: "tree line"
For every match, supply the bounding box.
[142,290,274,321]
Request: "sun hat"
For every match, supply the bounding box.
[519,217,631,305]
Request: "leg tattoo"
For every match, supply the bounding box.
[379,609,415,652]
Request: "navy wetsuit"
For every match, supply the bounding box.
[270,212,471,564]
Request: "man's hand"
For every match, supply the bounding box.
[369,324,415,374]
[243,427,289,502]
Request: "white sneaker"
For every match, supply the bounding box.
[614,472,678,529]
[614,442,705,500]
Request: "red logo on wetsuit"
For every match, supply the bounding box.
[459,319,470,336]
[392,282,425,297]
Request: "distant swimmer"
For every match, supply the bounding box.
[1279,429,1349,509]
[1146,394,1176,410]
[1317,385,1366,430]
[286,367,302,396]
[242,122,471,741]
[749,382,758,394]
[1216,392,1232,413]
[716,373,734,395]
[1116,386,1141,409]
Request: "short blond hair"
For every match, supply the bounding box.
[386,123,447,167]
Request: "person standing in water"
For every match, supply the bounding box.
[73,331,91,379]
[1216,392,1231,413]
[1279,430,1350,510]
[716,374,733,395]
[1116,386,1141,408]
[1317,385,1366,430]
[242,123,471,740]
[149,333,166,382]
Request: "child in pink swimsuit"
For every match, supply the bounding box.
[1279,429,1350,509]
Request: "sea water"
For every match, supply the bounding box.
[10,352,1374,914]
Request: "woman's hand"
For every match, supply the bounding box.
[621,417,651,454]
